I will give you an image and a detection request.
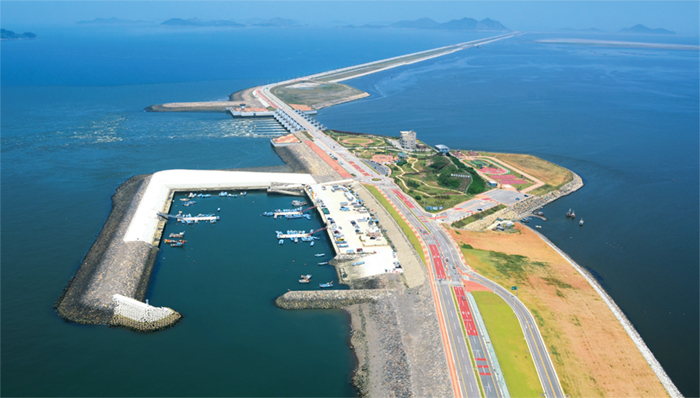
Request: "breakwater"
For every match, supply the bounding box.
[463,171,584,231]
[55,170,316,332]
[275,289,391,309]
[53,174,174,327]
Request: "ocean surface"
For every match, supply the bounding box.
[2,26,698,396]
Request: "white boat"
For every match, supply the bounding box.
[314,253,325,257]
[279,239,284,245]
[310,241,315,247]
[579,219,584,226]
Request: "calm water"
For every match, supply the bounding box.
[2,27,698,396]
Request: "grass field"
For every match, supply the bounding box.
[483,152,572,193]
[448,225,668,397]
[271,82,366,109]
[471,291,543,398]
[364,184,426,265]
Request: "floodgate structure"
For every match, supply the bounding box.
[57,32,681,398]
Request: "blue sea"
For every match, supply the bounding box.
[2,26,698,396]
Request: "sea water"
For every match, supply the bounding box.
[1,27,698,396]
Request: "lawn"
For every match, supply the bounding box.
[471,291,544,398]
[364,184,426,265]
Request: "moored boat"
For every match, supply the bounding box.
[318,261,329,265]
[279,239,284,245]
[319,281,333,288]
[314,253,325,257]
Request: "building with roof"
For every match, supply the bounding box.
[435,144,450,155]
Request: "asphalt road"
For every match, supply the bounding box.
[259,34,565,397]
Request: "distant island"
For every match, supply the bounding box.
[77,17,153,25]
[618,24,675,35]
[1,29,37,40]
[160,17,300,28]
[345,17,509,31]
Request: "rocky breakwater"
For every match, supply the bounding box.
[275,289,391,310]
[277,274,453,398]
[54,174,182,331]
[464,171,584,231]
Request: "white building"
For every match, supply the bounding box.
[400,130,417,151]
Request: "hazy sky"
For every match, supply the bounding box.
[3,1,699,35]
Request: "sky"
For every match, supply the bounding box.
[2,1,699,35]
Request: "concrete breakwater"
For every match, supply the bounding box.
[55,170,316,332]
[53,174,172,327]
[464,171,584,231]
[275,289,391,309]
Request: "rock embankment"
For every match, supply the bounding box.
[275,290,391,309]
[146,101,239,112]
[54,174,181,329]
[272,143,342,183]
[464,172,583,231]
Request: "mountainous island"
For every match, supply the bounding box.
[1,29,37,40]
[347,17,509,31]
[77,17,152,25]
[618,24,675,35]
[160,17,300,28]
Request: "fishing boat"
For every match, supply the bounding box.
[318,262,329,265]
[579,219,584,226]
[164,239,187,244]
[299,278,310,284]
[291,200,307,206]
[299,274,312,284]
[310,241,315,247]
[279,239,284,245]
[218,191,228,197]
[535,225,542,229]
[319,281,333,288]
[169,232,185,238]
[241,191,247,196]
[314,253,325,257]
[170,241,184,247]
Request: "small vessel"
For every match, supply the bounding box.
[318,261,329,265]
[352,261,365,266]
[164,239,187,244]
[314,253,325,257]
[279,239,284,245]
[579,219,584,226]
[319,281,333,288]
[169,232,185,238]
[169,241,184,247]
[535,225,542,229]
[217,208,220,212]
[310,241,315,247]
[299,274,312,283]
[241,191,247,197]
[291,200,307,206]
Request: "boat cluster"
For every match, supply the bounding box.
[164,232,187,247]
[567,209,584,226]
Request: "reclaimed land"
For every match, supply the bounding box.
[470,291,542,397]
[448,224,669,397]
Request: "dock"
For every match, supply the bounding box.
[157,212,220,223]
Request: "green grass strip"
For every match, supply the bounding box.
[471,291,543,398]
[364,184,426,265]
